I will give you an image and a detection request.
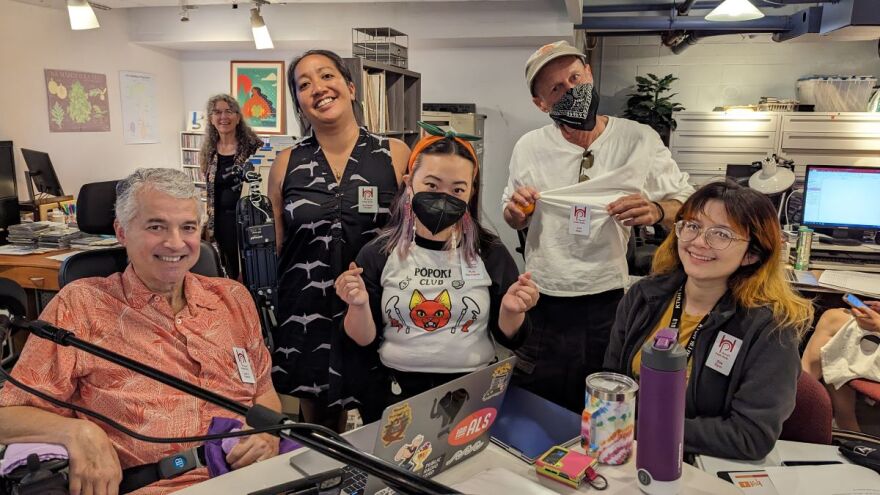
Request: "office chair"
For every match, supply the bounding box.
[58,181,223,288]
[0,277,27,369]
[780,372,833,445]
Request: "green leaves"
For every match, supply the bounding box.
[51,102,65,128]
[67,81,92,124]
[623,73,684,136]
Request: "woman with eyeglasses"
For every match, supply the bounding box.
[200,94,264,279]
[604,180,813,460]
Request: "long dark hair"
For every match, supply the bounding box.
[375,137,498,264]
[287,49,361,133]
[652,180,813,336]
[199,94,262,173]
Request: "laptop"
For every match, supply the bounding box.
[341,355,517,495]
[489,385,582,464]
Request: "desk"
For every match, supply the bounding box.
[694,440,850,477]
[178,426,739,495]
[0,249,68,316]
[0,250,67,291]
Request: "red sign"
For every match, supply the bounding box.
[448,407,497,446]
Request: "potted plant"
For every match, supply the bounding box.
[623,73,684,146]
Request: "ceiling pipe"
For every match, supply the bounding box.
[583,0,824,14]
[677,0,700,15]
[575,15,791,32]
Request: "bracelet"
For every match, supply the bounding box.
[651,201,665,225]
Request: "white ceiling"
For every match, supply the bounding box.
[12,0,529,8]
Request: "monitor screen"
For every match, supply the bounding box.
[21,148,64,197]
[802,165,880,230]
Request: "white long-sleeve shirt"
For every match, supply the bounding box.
[502,117,694,296]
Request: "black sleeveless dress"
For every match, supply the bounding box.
[274,127,397,411]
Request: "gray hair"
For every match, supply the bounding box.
[115,168,204,228]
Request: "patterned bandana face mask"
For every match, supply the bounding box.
[549,83,600,131]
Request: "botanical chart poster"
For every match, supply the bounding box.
[119,71,158,144]
[45,69,110,132]
[230,61,285,134]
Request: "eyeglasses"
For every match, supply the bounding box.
[675,220,749,250]
[211,109,237,117]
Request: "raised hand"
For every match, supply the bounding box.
[335,262,368,307]
[501,272,540,315]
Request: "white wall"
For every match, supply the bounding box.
[0,0,184,201]
[599,34,880,115]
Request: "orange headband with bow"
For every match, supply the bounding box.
[407,122,481,176]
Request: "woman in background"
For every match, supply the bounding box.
[604,180,813,460]
[268,50,409,430]
[200,94,263,279]
[803,300,880,432]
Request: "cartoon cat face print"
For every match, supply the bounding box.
[409,289,452,331]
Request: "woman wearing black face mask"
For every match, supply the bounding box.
[335,123,538,413]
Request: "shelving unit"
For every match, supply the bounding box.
[180,131,207,200]
[343,57,421,147]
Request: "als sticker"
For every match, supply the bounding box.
[448,407,497,446]
[482,361,513,401]
[381,403,413,446]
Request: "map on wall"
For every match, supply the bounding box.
[119,71,158,144]
[44,69,110,132]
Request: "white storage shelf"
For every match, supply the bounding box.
[671,111,880,186]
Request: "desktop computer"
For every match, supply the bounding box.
[802,165,880,246]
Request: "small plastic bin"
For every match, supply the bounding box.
[797,76,878,112]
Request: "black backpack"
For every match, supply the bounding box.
[833,430,880,474]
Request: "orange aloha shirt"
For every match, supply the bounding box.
[0,265,274,494]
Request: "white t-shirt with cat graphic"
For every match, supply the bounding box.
[355,236,528,373]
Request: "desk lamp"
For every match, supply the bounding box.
[749,154,795,219]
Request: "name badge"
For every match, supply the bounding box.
[705,332,742,377]
[569,204,591,236]
[358,186,378,213]
[233,347,256,384]
[460,252,485,281]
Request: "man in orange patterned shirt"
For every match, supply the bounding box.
[0,168,282,495]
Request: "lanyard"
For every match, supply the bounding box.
[669,284,714,359]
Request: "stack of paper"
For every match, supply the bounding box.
[817,270,880,298]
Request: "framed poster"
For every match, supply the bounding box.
[44,69,110,132]
[230,60,285,135]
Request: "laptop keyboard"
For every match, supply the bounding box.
[340,465,367,495]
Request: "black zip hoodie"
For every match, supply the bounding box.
[603,270,801,460]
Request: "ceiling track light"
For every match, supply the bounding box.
[250,1,274,50]
[705,0,765,22]
[67,0,100,30]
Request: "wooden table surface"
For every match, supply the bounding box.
[0,249,70,291]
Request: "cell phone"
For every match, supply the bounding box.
[781,460,842,466]
[248,466,345,495]
[843,293,867,309]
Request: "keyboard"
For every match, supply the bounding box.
[340,465,367,495]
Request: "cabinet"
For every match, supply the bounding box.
[670,111,880,186]
[343,57,421,147]
[420,110,487,166]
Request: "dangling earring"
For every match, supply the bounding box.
[405,196,416,245]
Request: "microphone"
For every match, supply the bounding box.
[0,315,73,345]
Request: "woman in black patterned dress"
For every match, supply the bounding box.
[268,50,409,430]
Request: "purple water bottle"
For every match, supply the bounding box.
[636,327,687,495]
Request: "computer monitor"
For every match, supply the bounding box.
[802,165,880,245]
[20,148,64,197]
[725,163,757,187]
